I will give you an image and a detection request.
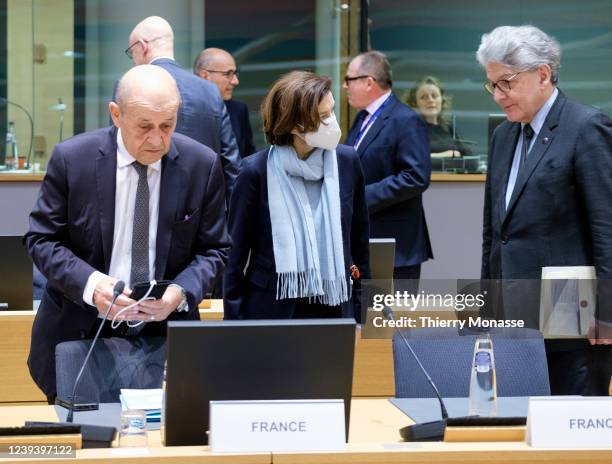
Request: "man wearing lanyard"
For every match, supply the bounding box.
[344,51,432,285]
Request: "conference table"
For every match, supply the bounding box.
[2,399,612,463]
[0,303,394,404]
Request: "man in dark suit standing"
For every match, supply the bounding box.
[25,65,230,401]
[477,25,612,395]
[124,16,240,200]
[194,48,256,158]
[344,51,432,282]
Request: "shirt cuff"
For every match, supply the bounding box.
[83,271,107,306]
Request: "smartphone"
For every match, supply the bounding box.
[129,280,171,301]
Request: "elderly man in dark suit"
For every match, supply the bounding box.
[478,25,612,395]
[25,65,230,401]
[344,51,432,283]
[194,47,256,158]
[123,16,240,200]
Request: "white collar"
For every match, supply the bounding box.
[365,90,392,115]
[524,87,558,135]
[116,128,162,171]
[149,56,174,64]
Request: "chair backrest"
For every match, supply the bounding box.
[392,328,550,398]
[55,336,166,403]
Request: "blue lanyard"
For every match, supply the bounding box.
[353,95,392,149]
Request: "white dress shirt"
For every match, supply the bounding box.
[505,88,558,208]
[354,90,392,150]
[82,129,161,305]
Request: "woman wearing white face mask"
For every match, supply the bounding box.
[224,71,370,320]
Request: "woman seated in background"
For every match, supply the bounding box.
[405,76,472,158]
[223,71,369,320]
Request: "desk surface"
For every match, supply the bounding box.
[0,172,486,183]
[0,308,394,403]
[1,399,612,463]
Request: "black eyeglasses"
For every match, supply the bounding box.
[484,72,523,95]
[205,69,239,79]
[344,75,376,85]
[124,40,142,59]
[124,36,165,59]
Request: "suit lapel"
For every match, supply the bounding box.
[495,123,520,223]
[155,142,182,279]
[345,110,367,146]
[503,92,565,222]
[96,127,118,273]
[355,94,397,156]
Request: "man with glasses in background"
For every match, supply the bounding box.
[478,25,612,395]
[344,51,432,288]
[194,48,255,158]
[121,16,240,202]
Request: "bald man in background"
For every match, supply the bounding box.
[194,48,256,158]
[120,16,240,199]
[25,65,230,401]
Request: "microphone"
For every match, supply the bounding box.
[65,280,125,423]
[50,97,67,141]
[0,97,34,169]
[383,306,449,441]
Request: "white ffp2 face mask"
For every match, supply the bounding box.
[303,114,342,150]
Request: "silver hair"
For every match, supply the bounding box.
[476,25,561,83]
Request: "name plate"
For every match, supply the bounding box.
[526,397,612,448]
[209,399,345,453]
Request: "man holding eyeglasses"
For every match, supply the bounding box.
[344,51,432,286]
[120,16,240,203]
[477,25,612,396]
[194,48,255,158]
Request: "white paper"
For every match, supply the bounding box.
[119,389,162,411]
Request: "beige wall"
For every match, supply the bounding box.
[7,0,73,170]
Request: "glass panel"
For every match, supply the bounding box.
[2,0,73,172]
[2,0,357,173]
[366,0,612,173]
[205,0,346,149]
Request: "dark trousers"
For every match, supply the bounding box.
[293,298,342,319]
[393,264,421,295]
[547,343,612,395]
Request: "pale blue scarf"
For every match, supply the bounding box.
[267,145,348,306]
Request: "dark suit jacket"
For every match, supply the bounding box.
[223,145,370,321]
[113,58,240,201]
[345,93,432,268]
[482,90,612,280]
[24,126,231,397]
[482,90,612,331]
[225,99,256,158]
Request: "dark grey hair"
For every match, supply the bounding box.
[354,50,393,89]
[193,49,215,74]
[476,25,561,84]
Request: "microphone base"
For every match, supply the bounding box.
[399,419,446,442]
[26,421,116,448]
[55,397,99,412]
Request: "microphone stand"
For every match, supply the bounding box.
[50,97,67,142]
[65,281,125,423]
[0,97,34,169]
[383,306,449,441]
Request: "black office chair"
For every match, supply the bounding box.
[392,327,550,398]
[55,336,166,404]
